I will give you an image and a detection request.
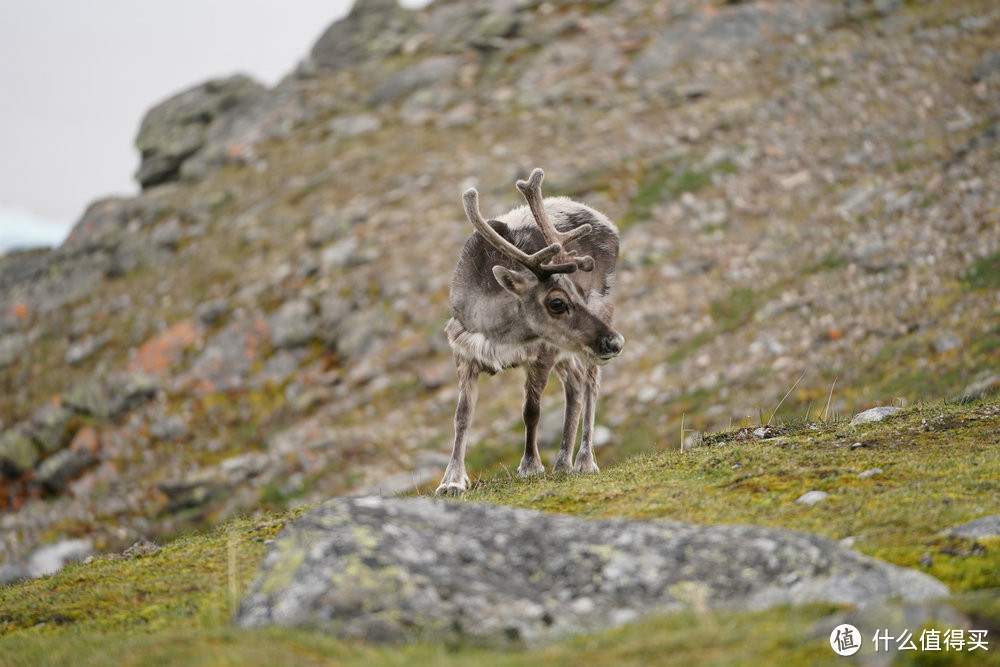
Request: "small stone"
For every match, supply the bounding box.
[753,426,772,438]
[796,490,829,505]
[933,331,963,354]
[160,478,227,513]
[308,215,346,246]
[150,218,185,249]
[636,386,659,403]
[416,359,453,390]
[938,514,1000,539]
[36,445,98,491]
[105,372,160,418]
[320,238,360,270]
[63,380,109,418]
[64,373,158,420]
[122,539,163,558]
[857,468,883,479]
[65,332,112,365]
[919,552,934,569]
[257,349,305,386]
[28,402,75,454]
[850,442,866,450]
[594,425,615,448]
[269,299,318,348]
[850,407,902,426]
[972,50,1000,82]
[473,11,520,43]
[329,113,382,138]
[0,334,25,370]
[0,429,41,476]
[336,309,389,358]
[196,298,229,325]
[150,415,190,443]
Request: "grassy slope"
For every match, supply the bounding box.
[1,398,999,665]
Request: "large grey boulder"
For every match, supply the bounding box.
[308,0,416,73]
[134,75,266,188]
[235,497,947,645]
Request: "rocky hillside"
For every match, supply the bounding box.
[1,0,999,570]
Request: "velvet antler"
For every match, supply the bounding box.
[515,168,595,272]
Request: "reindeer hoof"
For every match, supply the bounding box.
[435,482,467,497]
[517,458,546,478]
[572,458,600,475]
[552,455,573,473]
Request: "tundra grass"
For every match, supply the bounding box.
[1,399,999,665]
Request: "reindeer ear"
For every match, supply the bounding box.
[492,265,536,296]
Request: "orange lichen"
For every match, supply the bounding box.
[129,319,200,376]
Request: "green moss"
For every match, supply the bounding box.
[710,287,758,332]
[622,162,715,229]
[804,250,849,274]
[963,250,1000,291]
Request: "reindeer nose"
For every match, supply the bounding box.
[598,333,625,358]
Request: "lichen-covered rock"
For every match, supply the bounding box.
[63,372,159,420]
[174,316,270,394]
[235,497,948,644]
[368,56,462,106]
[0,248,53,295]
[62,380,109,418]
[160,452,269,513]
[308,0,416,73]
[0,429,41,476]
[268,299,318,349]
[61,198,130,253]
[628,1,839,80]
[134,75,266,188]
[65,332,112,365]
[28,402,75,454]
[35,446,97,492]
[35,426,99,491]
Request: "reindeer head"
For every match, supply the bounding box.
[462,168,624,364]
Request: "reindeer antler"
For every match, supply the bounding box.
[515,168,595,272]
[463,188,579,277]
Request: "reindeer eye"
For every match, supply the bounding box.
[547,298,568,314]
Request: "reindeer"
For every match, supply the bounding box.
[436,168,624,496]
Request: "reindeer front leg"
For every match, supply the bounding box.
[519,349,557,477]
[436,360,478,496]
[573,363,601,474]
[553,358,583,473]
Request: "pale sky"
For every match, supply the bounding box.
[0,1,424,253]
